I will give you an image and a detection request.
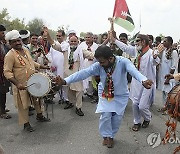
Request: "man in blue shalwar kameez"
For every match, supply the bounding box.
[55,45,153,148]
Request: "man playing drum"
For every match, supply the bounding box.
[4,30,50,132]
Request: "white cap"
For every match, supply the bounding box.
[67,30,76,36]
[20,30,30,39]
[5,30,21,41]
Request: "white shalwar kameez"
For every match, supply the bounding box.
[77,41,98,92]
[114,40,159,124]
[157,49,178,104]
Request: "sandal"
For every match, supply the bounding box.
[157,108,165,112]
[0,114,12,119]
[132,123,141,131]
[142,120,150,128]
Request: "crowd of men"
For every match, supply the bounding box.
[0,23,180,148]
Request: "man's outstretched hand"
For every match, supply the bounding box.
[142,80,153,89]
[53,76,66,86]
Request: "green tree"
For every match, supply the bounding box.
[9,18,26,30]
[27,18,44,35]
[80,32,86,38]
[159,33,165,41]
[57,24,69,34]
[0,8,26,30]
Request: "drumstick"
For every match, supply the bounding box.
[25,83,37,88]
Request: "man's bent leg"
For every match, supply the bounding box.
[99,112,113,137]
[111,113,123,138]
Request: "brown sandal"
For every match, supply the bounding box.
[132,123,141,131]
[0,114,12,119]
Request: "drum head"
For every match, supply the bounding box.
[27,73,51,97]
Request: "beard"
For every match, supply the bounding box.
[136,45,142,51]
[70,45,77,51]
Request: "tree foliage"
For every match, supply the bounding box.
[27,18,44,35]
[0,8,26,30]
[0,8,56,37]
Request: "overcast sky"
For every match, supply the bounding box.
[1,0,180,42]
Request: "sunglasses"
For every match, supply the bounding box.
[135,39,141,42]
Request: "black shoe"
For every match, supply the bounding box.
[58,99,65,104]
[64,103,74,109]
[36,116,51,122]
[76,108,84,116]
[29,106,35,111]
[24,123,35,132]
[142,120,150,128]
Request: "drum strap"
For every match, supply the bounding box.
[13,49,30,81]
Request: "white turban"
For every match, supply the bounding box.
[5,30,21,41]
[67,30,76,36]
[20,30,30,39]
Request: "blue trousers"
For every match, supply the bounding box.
[99,112,123,138]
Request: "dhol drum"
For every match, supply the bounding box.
[27,72,59,98]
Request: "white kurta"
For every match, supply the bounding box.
[63,46,84,91]
[77,41,98,90]
[50,41,69,77]
[157,49,178,93]
[129,49,158,104]
[49,47,64,77]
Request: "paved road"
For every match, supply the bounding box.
[0,90,179,154]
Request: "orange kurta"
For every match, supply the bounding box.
[4,47,40,109]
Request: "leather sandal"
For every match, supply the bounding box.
[107,137,114,148]
[0,114,12,119]
[102,137,108,146]
[132,123,141,131]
